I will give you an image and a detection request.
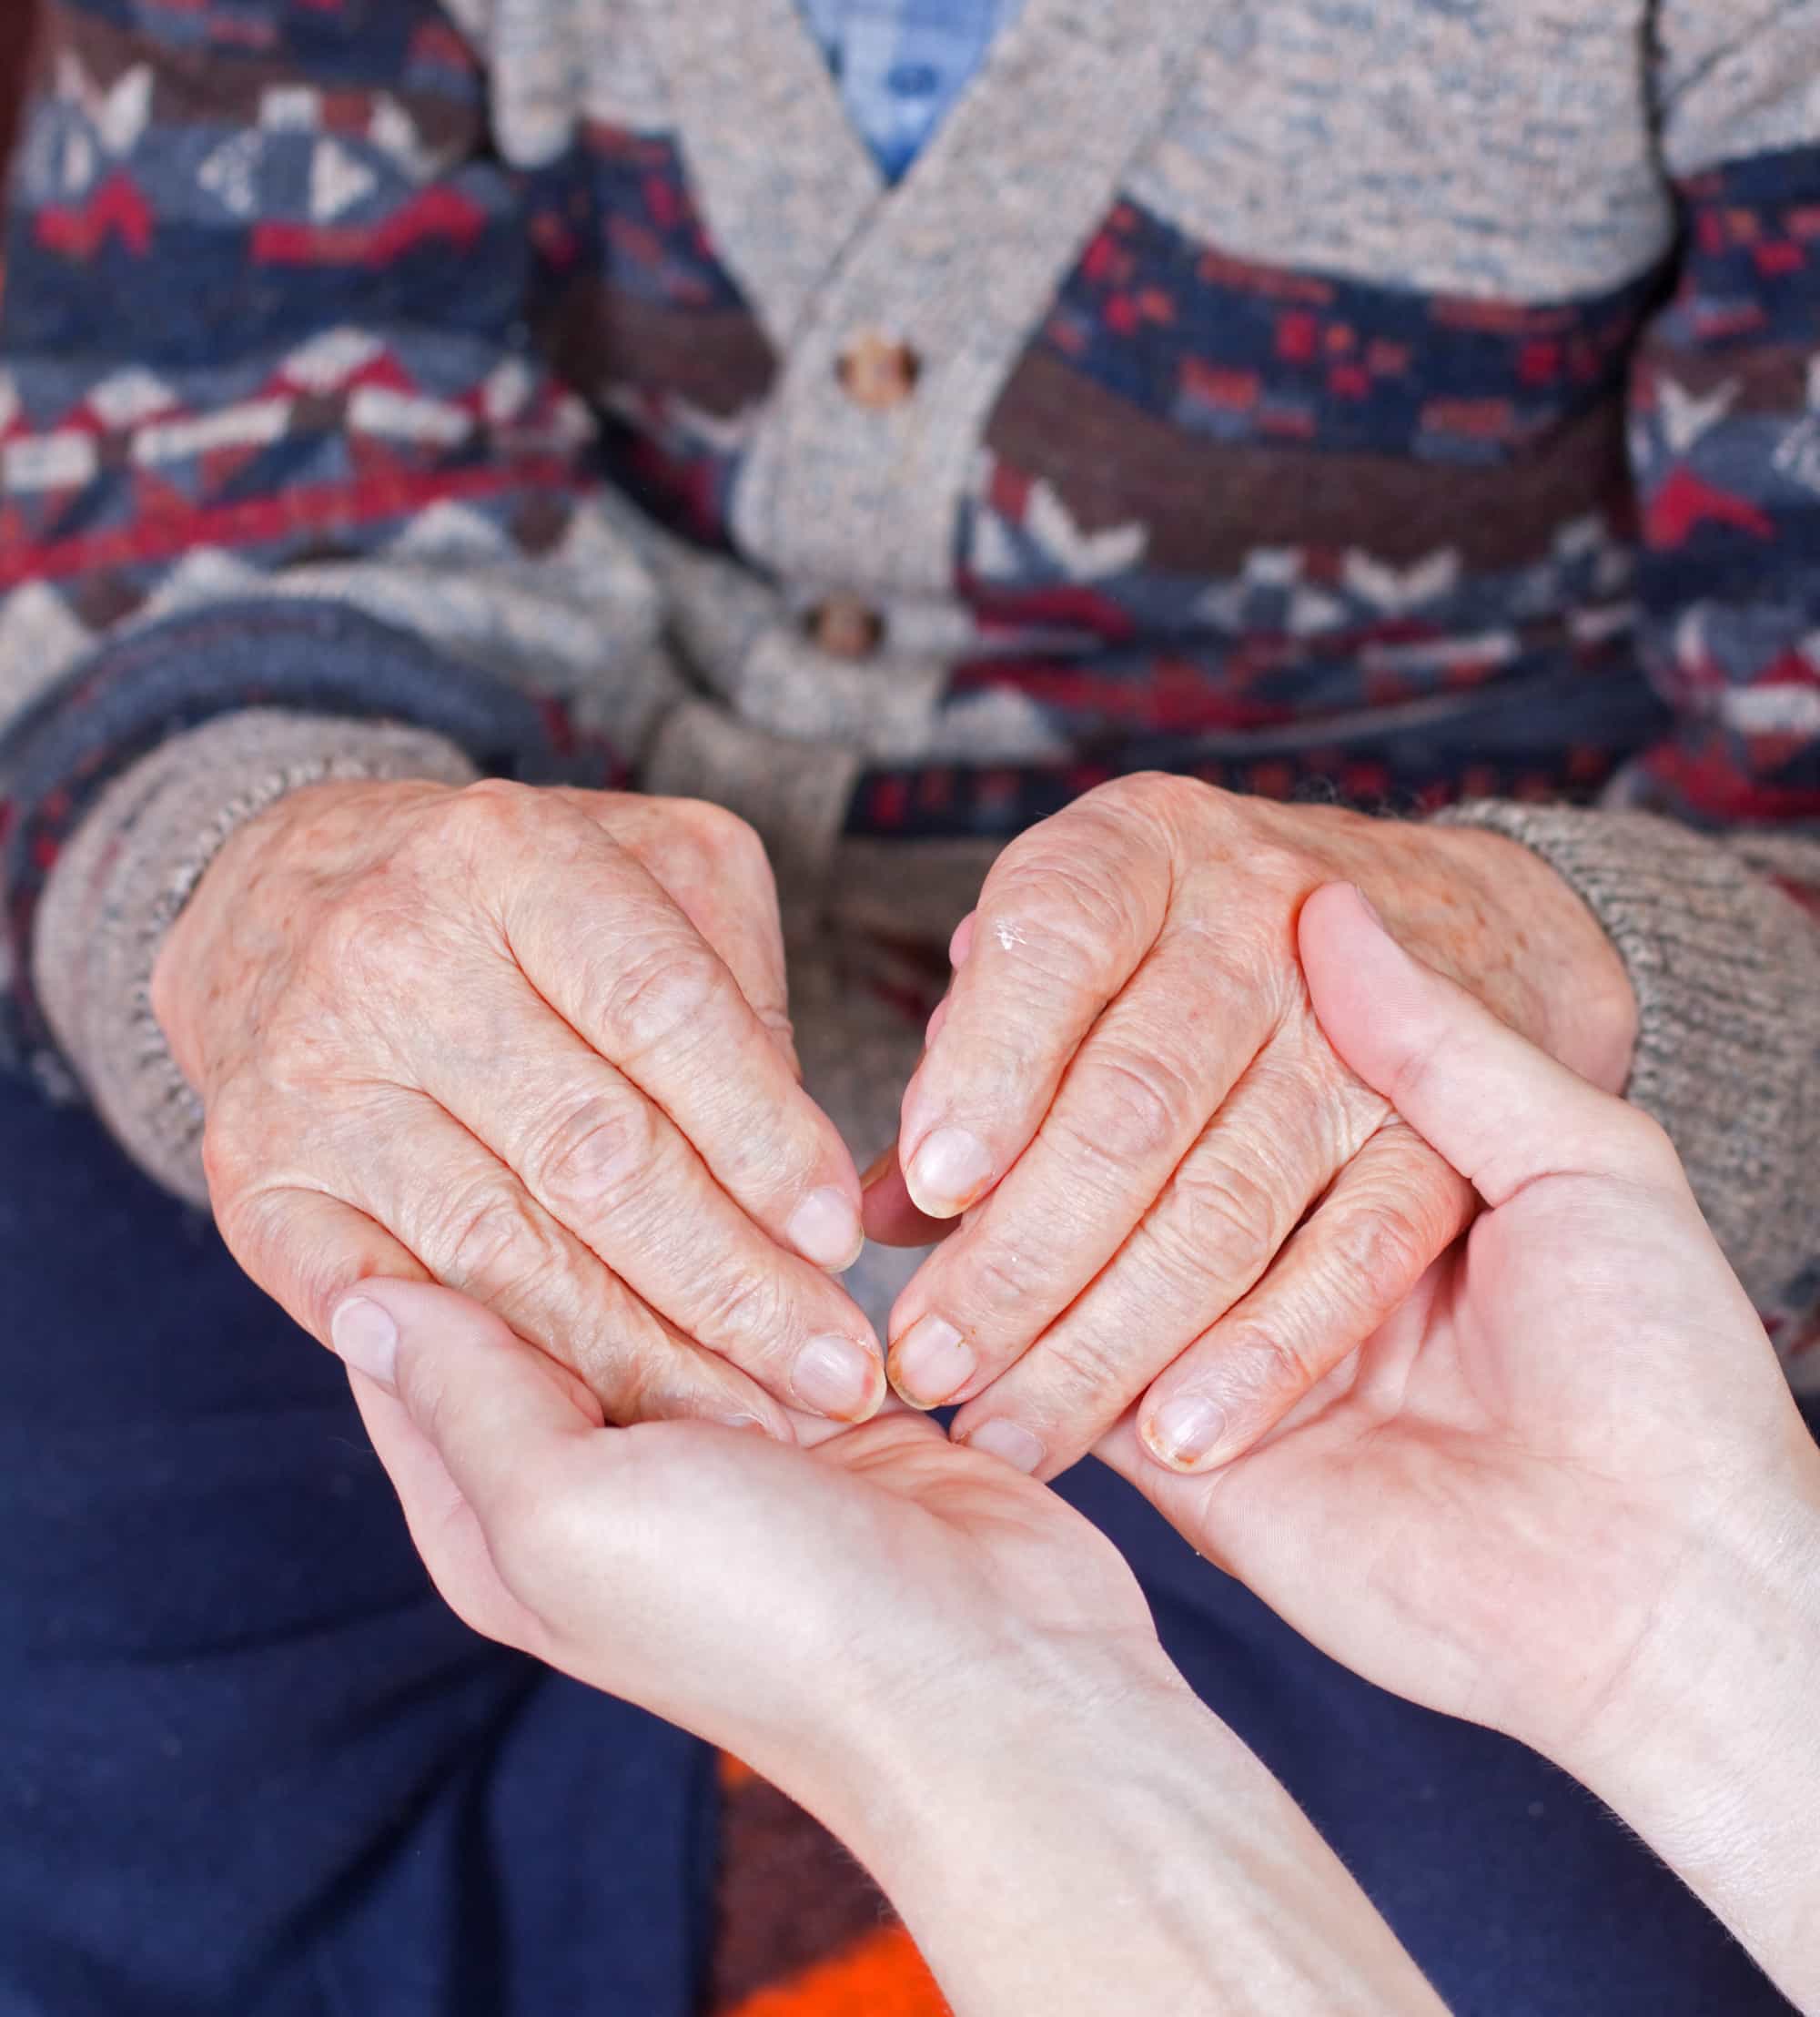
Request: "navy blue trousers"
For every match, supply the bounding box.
[2,1072,1803,2014]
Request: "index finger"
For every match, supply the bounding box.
[492,794,865,1272]
[567,791,802,1073]
[895,797,1173,1219]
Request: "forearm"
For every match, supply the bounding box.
[815,1670,1445,2017]
[1554,1455,1820,2010]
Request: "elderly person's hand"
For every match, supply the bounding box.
[865,775,1636,1477]
[1104,885,1820,2011]
[325,1274,1446,2017]
[151,778,884,1435]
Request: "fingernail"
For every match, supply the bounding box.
[1143,1394,1229,1471]
[791,1333,882,1419]
[787,1187,865,1271]
[889,1314,975,1408]
[715,1412,779,1439]
[905,1127,994,1217]
[860,1144,897,1191]
[964,1418,1046,1475]
[330,1294,399,1388]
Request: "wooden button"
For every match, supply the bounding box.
[836,333,921,410]
[808,596,885,660]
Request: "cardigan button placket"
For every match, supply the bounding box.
[835,332,922,410]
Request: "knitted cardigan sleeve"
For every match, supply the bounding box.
[0,0,676,1199]
[1445,0,1820,1381]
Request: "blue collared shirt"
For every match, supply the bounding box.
[795,0,1026,182]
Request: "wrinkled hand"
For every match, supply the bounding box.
[329,1274,1168,1803]
[1102,883,1817,1765]
[153,779,884,1435]
[865,775,1635,1479]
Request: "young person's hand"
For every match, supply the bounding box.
[863,775,1634,1482]
[1102,883,1820,2010]
[154,780,883,1439]
[331,1274,1445,2017]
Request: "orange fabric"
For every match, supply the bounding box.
[718,1751,759,1793]
[723,1924,948,2017]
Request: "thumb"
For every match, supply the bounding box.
[329,1277,606,1521]
[1299,883,1671,1206]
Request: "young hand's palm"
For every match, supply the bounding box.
[353,1315,1163,1784]
[1103,889,1796,1759]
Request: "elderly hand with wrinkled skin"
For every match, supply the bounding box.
[864,774,1637,1479]
[152,776,886,1437]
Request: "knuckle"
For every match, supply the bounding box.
[410,780,545,886]
[693,1261,794,1357]
[1093,771,1225,861]
[529,1090,660,1220]
[514,1269,659,1420]
[308,885,393,982]
[1166,1155,1283,1282]
[306,877,450,1003]
[956,1235,1049,1323]
[1072,1044,1195,1165]
[1130,1210,1228,1312]
[672,798,768,876]
[1223,1317,1317,1402]
[1097,768,1200,826]
[982,864,1129,994]
[431,1179,558,1295]
[1026,1324,1130,1415]
[1241,831,1311,885]
[595,935,727,1061]
[1330,1191,1437,1313]
[447,775,537,830]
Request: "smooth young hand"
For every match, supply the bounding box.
[329,1275,1446,2017]
[1102,883,1820,2009]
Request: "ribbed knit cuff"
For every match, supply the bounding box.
[1436,801,1820,1328]
[34,711,477,1208]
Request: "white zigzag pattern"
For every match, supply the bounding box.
[1658,375,1739,456]
[1024,478,1148,581]
[310,139,379,223]
[53,53,152,157]
[278,329,386,395]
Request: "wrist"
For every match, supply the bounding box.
[1547,1450,1820,1997]
[1559,1444,1820,1783]
[874,1654,1197,1825]
[1420,821,1638,1091]
[804,1638,1189,1857]
[807,1654,1441,2017]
